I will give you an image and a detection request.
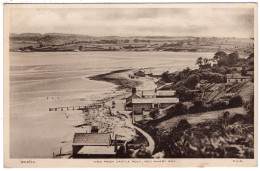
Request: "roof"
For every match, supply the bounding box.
[73,133,111,146]
[142,90,176,97]
[226,74,251,79]
[156,90,176,96]
[77,146,117,155]
[132,98,179,104]
[142,90,156,96]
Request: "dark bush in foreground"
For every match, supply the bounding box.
[229,95,243,108]
[177,119,191,130]
[166,102,187,117]
[155,111,254,158]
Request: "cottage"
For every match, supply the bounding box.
[125,88,141,111]
[226,74,251,83]
[72,127,127,158]
[126,88,177,112]
[72,132,116,158]
[132,98,179,114]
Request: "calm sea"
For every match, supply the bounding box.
[9,51,214,158]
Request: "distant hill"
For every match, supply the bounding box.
[10,33,94,45]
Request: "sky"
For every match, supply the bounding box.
[9,7,254,38]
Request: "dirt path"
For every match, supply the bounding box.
[119,111,155,154]
[157,107,246,131]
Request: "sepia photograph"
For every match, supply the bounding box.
[3,3,257,167]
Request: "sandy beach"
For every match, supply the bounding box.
[10,67,158,158]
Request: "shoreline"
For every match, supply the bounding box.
[89,69,143,90]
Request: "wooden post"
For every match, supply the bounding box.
[53,152,55,158]
[60,147,62,155]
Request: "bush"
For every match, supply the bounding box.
[176,87,195,102]
[229,95,243,108]
[185,74,200,89]
[161,71,171,83]
[167,102,187,117]
[188,100,207,113]
[229,114,246,124]
[149,108,159,119]
[177,119,191,130]
[210,101,227,111]
[245,95,254,124]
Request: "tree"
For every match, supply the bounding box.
[173,102,187,116]
[241,67,247,76]
[176,87,195,102]
[203,58,209,65]
[213,51,227,62]
[196,57,203,66]
[227,51,239,66]
[244,95,254,124]
[185,74,200,89]
[211,65,220,73]
[161,71,171,83]
[194,100,203,109]
[169,102,188,116]
[248,53,254,66]
[124,39,130,43]
[79,46,83,51]
[133,39,139,43]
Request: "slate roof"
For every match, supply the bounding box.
[73,133,111,146]
[156,90,176,96]
[132,98,179,104]
[142,90,176,97]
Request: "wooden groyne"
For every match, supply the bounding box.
[49,105,102,111]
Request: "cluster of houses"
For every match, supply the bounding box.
[125,88,179,121]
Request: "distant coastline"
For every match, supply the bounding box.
[9,33,254,57]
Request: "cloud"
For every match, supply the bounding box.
[9,7,254,37]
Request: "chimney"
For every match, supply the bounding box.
[132,87,136,95]
[91,126,99,133]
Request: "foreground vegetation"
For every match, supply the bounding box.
[138,50,254,158]
[139,95,254,158]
